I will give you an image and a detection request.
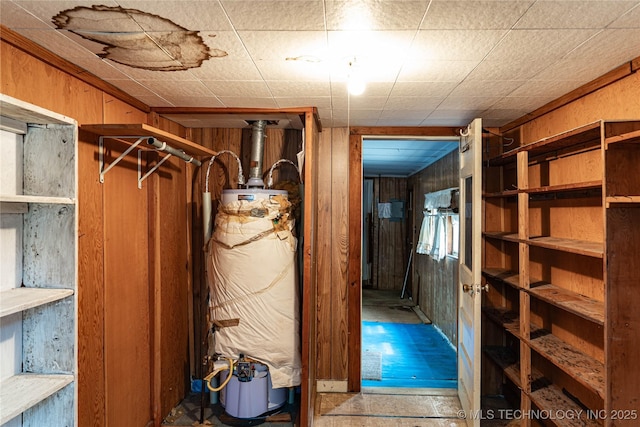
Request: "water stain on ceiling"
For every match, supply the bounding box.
[52,5,226,71]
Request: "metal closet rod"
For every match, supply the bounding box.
[147,137,202,167]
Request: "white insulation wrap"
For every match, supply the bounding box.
[207,195,301,388]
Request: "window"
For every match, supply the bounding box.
[447,214,459,258]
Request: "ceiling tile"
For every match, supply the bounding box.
[14,28,96,59]
[238,30,327,61]
[514,1,637,29]
[117,0,233,31]
[409,29,508,61]
[508,79,584,99]
[217,97,279,108]
[254,59,330,81]
[160,96,225,108]
[325,1,430,30]
[136,79,214,97]
[267,81,331,97]
[202,80,272,98]
[104,79,160,96]
[189,59,263,81]
[422,0,534,30]
[332,95,389,110]
[448,80,525,98]
[397,60,480,82]
[1,1,54,29]
[389,81,458,98]
[11,1,120,25]
[275,97,332,109]
[609,3,640,28]
[197,31,252,61]
[438,96,501,111]
[220,0,325,30]
[564,29,640,65]
[383,96,444,111]
[486,29,598,62]
[464,59,548,81]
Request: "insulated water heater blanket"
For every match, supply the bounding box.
[206,196,301,388]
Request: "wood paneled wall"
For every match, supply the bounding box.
[2,38,189,427]
[370,177,409,291]
[315,128,350,382]
[408,150,460,343]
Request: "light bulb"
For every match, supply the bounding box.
[348,76,366,95]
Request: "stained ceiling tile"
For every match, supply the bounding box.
[515,1,637,29]
[220,1,325,31]
[422,0,534,30]
[117,0,233,31]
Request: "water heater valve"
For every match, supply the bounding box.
[236,354,253,382]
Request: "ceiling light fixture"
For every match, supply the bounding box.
[347,58,366,96]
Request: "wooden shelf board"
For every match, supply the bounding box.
[0,194,75,205]
[526,236,603,258]
[525,122,602,158]
[528,326,605,399]
[482,268,520,289]
[81,123,217,157]
[529,382,603,427]
[487,122,601,165]
[483,232,520,243]
[0,288,74,317]
[483,346,521,388]
[605,129,640,146]
[606,196,640,206]
[0,373,73,424]
[528,282,604,325]
[483,189,519,198]
[482,307,520,337]
[526,181,602,194]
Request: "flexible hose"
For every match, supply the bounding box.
[204,358,235,392]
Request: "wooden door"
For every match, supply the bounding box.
[457,118,483,426]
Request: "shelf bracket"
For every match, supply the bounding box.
[98,135,202,189]
[138,149,172,189]
[99,136,147,184]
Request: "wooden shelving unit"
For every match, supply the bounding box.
[481,119,640,426]
[0,94,78,426]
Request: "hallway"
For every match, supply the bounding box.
[312,288,466,426]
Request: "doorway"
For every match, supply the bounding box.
[360,136,459,391]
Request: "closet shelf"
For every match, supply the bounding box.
[606,196,640,206]
[482,268,520,290]
[0,194,75,205]
[0,374,74,425]
[528,282,604,325]
[483,307,520,337]
[484,346,603,427]
[529,326,605,399]
[483,189,519,198]
[0,288,74,318]
[604,128,640,146]
[483,346,521,388]
[81,123,216,157]
[526,236,603,258]
[483,232,520,243]
[526,181,602,195]
[488,122,601,165]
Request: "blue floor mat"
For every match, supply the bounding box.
[361,321,457,388]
